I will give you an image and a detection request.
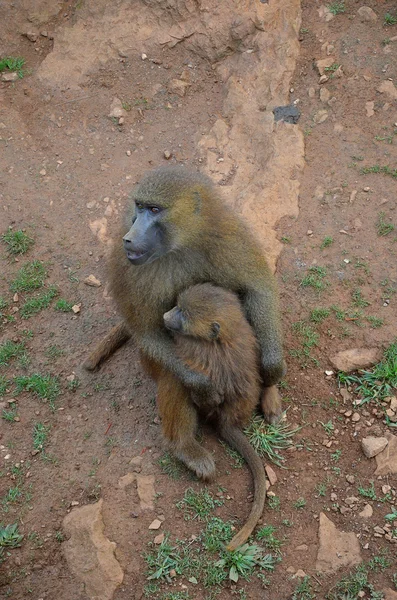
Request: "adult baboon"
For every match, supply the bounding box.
[84,165,284,482]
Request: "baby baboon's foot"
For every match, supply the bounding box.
[173,440,216,481]
[261,385,282,425]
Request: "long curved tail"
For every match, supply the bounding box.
[82,322,131,370]
[219,424,267,552]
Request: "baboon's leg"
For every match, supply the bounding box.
[83,322,130,370]
[156,369,216,481]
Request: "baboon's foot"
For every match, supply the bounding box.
[261,385,282,425]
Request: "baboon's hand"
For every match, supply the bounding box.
[191,387,224,414]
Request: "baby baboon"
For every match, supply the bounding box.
[84,166,284,482]
[163,283,267,551]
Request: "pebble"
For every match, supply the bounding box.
[359,504,373,518]
[351,413,361,423]
[72,304,81,314]
[148,519,162,530]
[154,533,165,545]
[361,436,388,458]
[2,72,19,82]
[265,465,277,486]
[163,150,172,160]
[346,475,355,484]
[141,53,147,60]
[358,6,378,22]
[84,274,102,287]
[313,109,329,124]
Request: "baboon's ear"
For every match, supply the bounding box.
[211,322,220,339]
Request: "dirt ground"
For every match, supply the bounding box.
[0,1,397,599]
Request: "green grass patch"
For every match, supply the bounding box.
[245,415,299,466]
[200,517,234,552]
[326,561,386,599]
[20,286,58,319]
[33,422,51,452]
[14,373,60,410]
[0,375,10,396]
[0,340,26,367]
[176,488,223,521]
[2,405,18,422]
[366,316,384,328]
[292,575,315,599]
[327,1,345,15]
[256,525,282,552]
[45,345,65,360]
[360,164,397,178]
[0,523,24,563]
[0,56,25,77]
[300,266,328,291]
[338,339,397,402]
[10,260,47,293]
[310,308,330,324]
[220,441,245,468]
[384,12,397,25]
[352,289,370,308]
[320,236,334,250]
[54,298,73,312]
[358,481,377,500]
[376,212,395,237]
[215,543,275,583]
[1,229,34,255]
[290,321,320,367]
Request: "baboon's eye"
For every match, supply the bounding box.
[135,202,144,211]
[149,206,161,214]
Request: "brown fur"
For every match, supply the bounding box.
[83,165,284,490]
[164,283,267,550]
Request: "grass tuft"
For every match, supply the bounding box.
[376,212,395,237]
[245,415,299,466]
[2,229,34,255]
[176,488,223,521]
[0,56,25,77]
[0,340,26,367]
[10,261,47,293]
[300,266,328,291]
[14,373,60,410]
[20,286,58,319]
[338,339,397,401]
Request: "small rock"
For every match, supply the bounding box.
[108,97,127,119]
[169,569,177,578]
[141,53,147,60]
[118,473,135,489]
[351,413,361,423]
[2,72,19,82]
[84,275,102,287]
[345,497,359,506]
[365,101,375,117]
[377,80,397,100]
[295,544,308,551]
[286,566,296,574]
[319,75,329,84]
[154,533,165,545]
[318,5,334,21]
[320,88,331,103]
[358,6,378,22]
[265,465,277,486]
[316,513,361,573]
[330,493,338,502]
[346,475,355,484]
[13,293,19,302]
[344,410,353,417]
[313,109,329,124]
[359,504,373,518]
[39,169,47,176]
[361,436,388,458]
[375,433,397,476]
[316,57,336,76]
[389,397,397,412]
[167,79,190,97]
[308,87,316,98]
[163,150,172,160]
[294,569,306,578]
[72,304,81,314]
[373,526,385,535]
[148,519,162,530]
[129,456,143,473]
[382,485,391,495]
[25,31,39,42]
[330,348,382,373]
[136,474,156,510]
